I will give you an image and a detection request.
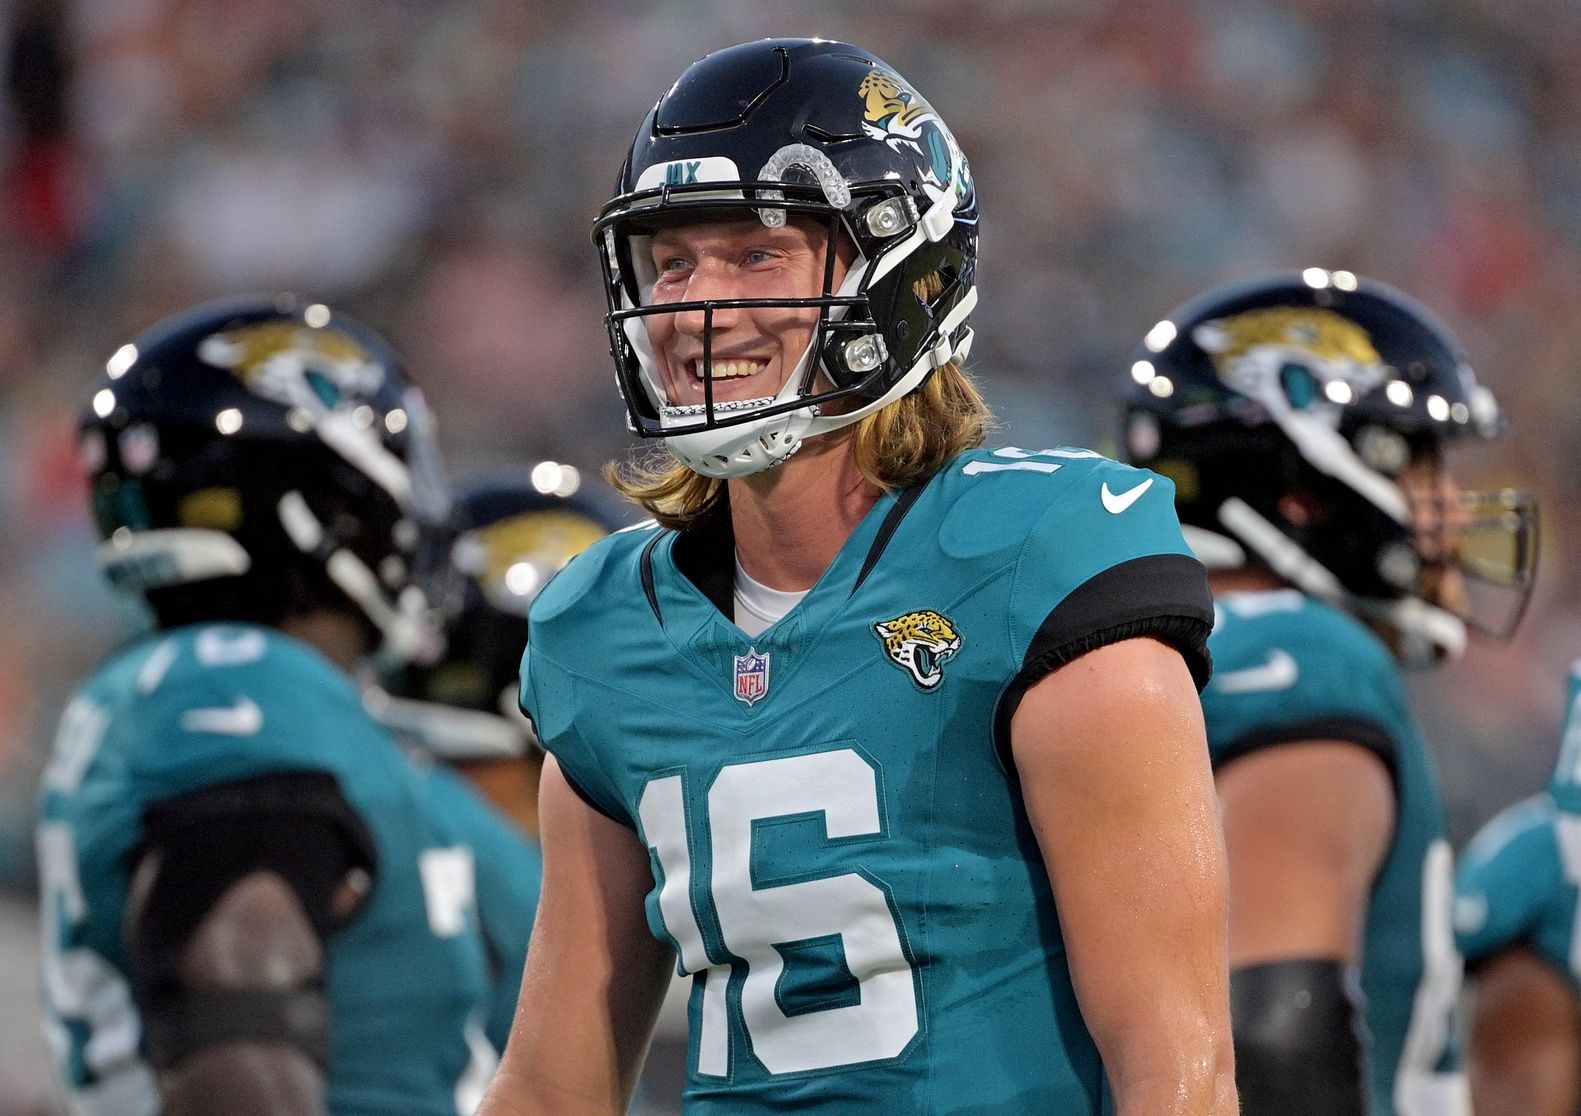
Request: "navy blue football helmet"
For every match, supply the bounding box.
[79,295,449,664]
[595,38,978,477]
[370,467,623,760]
[1121,270,1537,663]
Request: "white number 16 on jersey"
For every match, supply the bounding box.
[637,749,920,1076]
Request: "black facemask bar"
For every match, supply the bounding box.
[595,182,924,438]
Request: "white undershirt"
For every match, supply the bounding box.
[732,552,809,637]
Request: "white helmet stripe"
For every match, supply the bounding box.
[1275,410,1410,524]
[315,409,414,509]
[96,529,251,589]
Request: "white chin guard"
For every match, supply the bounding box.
[661,402,818,479]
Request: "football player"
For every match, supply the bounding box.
[39,296,500,1116]
[480,39,1237,1116]
[368,470,621,1052]
[1121,272,1538,1115]
[1454,662,1581,1116]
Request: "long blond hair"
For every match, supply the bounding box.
[606,358,992,530]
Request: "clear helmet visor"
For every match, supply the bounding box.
[1444,488,1539,640]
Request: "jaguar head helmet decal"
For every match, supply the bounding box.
[198,321,386,415]
[1193,306,1388,426]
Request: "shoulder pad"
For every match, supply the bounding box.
[528,523,654,627]
[116,624,374,785]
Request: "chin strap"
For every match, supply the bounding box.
[1214,497,1466,667]
[277,491,439,668]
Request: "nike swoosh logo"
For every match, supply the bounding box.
[181,697,264,736]
[1101,477,1154,514]
[1212,649,1299,694]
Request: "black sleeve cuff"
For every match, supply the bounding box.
[995,553,1214,747]
[142,769,378,883]
[134,770,378,1000]
[1216,716,1401,802]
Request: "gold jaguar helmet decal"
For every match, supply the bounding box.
[858,70,969,197]
[1192,307,1388,420]
[454,509,609,615]
[874,609,962,690]
[197,321,386,414]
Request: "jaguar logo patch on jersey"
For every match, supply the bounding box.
[734,648,771,706]
[874,610,961,691]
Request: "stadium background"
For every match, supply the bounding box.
[3,0,1581,1110]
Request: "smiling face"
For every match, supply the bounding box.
[642,215,855,408]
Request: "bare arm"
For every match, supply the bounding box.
[1010,637,1236,1116]
[1213,741,1395,1114]
[127,862,327,1116]
[479,757,674,1116]
[1217,742,1394,967]
[1466,946,1581,1116]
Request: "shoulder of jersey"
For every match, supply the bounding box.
[932,446,1165,527]
[528,518,661,627]
[1212,591,1394,677]
[1463,792,1558,870]
[93,623,362,743]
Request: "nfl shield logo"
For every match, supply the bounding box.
[733,648,771,706]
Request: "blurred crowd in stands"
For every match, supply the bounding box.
[4,0,1581,1101]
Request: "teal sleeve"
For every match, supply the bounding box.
[519,640,630,826]
[120,646,352,795]
[1454,799,1564,964]
[1202,606,1405,773]
[1006,461,1212,683]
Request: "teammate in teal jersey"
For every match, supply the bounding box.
[1121,272,1538,1115]
[480,39,1238,1116]
[1454,662,1581,1116]
[40,297,501,1116]
[370,471,621,1051]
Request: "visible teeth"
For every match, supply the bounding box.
[695,359,767,380]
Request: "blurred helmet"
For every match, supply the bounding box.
[594,37,978,478]
[79,294,449,664]
[370,467,622,760]
[1121,270,1537,665]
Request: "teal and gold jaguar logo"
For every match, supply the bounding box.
[874,609,962,690]
[197,321,385,412]
[1193,307,1387,417]
[858,70,969,197]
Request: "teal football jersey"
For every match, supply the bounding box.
[419,760,543,1051]
[1454,662,1581,989]
[37,624,497,1116]
[522,448,1213,1114]
[1202,591,1466,1116]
